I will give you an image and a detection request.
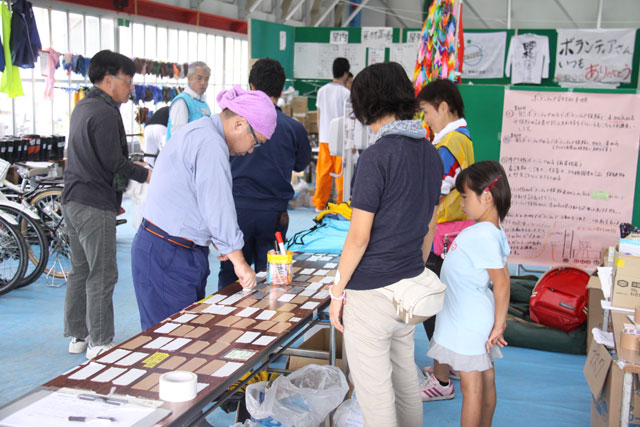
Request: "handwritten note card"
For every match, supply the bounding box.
[500,90,640,267]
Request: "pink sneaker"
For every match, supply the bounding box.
[422,365,461,381]
[421,373,455,401]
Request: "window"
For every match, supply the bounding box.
[0,6,249,139]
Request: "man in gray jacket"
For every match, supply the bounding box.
[62,50,150,360]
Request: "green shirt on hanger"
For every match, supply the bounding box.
[0,0,24,98]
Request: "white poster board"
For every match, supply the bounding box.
[294,43,366,79]
[554,29,635,86]
[462,32,507,78]
[389,44,420,79]
[500,90,640,268]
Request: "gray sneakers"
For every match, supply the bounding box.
[86,342,116,360]
[68,337,88,354]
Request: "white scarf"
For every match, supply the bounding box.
[432,118,467,146]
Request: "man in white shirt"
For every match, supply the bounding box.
[166,61,211,140]
[312,57,351,211]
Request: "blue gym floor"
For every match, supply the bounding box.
[0,201,590,426]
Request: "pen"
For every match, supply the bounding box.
[275,232,286,255]
[68,416,117,422]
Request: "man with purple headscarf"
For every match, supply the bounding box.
[131,85,277,330]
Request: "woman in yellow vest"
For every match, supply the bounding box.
[416,79,474,400]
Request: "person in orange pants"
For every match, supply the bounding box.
[312,57,351,211]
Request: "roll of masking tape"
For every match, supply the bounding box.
[621,329,640,351]
[159,371,197,402]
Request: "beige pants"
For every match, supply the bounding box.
[343,285,423,427]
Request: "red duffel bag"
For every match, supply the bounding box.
[529,266,589,332]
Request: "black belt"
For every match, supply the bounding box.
[141,219,205,250]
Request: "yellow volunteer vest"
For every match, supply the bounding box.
[435,130,474,223]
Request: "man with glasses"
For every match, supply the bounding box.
[166,61,211,141]
[131,85,277,330]
[62,50,151,360]
[218,58,311,289]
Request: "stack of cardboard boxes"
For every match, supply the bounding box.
[283,96,319,144]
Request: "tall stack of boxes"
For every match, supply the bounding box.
[283,96,319,147]
[611,236,640,309]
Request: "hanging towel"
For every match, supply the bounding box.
[43,47,59,100]
[0,0,24,97]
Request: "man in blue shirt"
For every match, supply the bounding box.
[218,58,311,289]
[166,61,211,141]
[131,85,277,330]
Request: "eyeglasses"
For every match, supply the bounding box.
[110,74,133,86]
[248,123,265,147]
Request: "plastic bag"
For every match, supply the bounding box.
[332,395,364,427]
[246,364,349,427]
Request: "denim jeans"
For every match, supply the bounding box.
[62,201,117,346]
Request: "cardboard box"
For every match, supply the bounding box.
[585,339,640,426]
[287,325,343,371]
[587,274,607,353]
[305,111,318,134]
[292,96,308,115]
[611,250,640,309]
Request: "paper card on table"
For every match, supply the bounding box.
[291,259,297,264]
[155,322,181,334]
[223,349,257,361]
[253,291,268,299]
[120,335,152,350]
[301,301,320,310]
[237,307,260,317]
[169,324,195,336]
[300,289,316,297]
[321,276,335,284]
[309,276,324,282]
[312,290,329,300]
[201,341,228,356]
[256,271,267,278]
[144,337,174,349]
[324,262,337,268]
[233,318,256,329]
[179,357,207,372]
[219,293,245,306]
[295,275,311,282]
[212,361,244,377]
[300,268,316,274]
[202,304,237,315]
[97,348,131,364]
[112,368,146,385]
[161,338,192,351]
[277,294,295,303]
[197,359,226,375]
[218,329,244,344]
[174,313,198,323]
[253,335,277,346]
[217,316,242,327]
[272,312,294,322]
[115,351,149,366]
[268,322,291,334]
[290,317,301,322]
[296,253,311,260]
[182,340,210,354]
[204,294,227,304]
[197,383,209,393]
[307,256,320,261]
[237,298,258,308]
[142,352,169,368]
[320,256,333,261]
[236,331,260,344]
[307,282,324,290]
[187,303,209,313]
[255,320,276,330]
[68,362,105,380]
[91,367,127,382]
[132,372,162,391]
[185,326,209,338]
[291,266,302,273]
[291,296,308,304]
[277,303,296,312]
[256,310,276,320]
[313,269,329,275]
[252,299,271,310]
[157,356,187,370]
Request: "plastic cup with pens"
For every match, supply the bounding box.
[267,250,292,286]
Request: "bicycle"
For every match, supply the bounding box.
[0,212,28,296]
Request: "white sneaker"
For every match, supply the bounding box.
[86,342,115,360]
[68,337,88,354]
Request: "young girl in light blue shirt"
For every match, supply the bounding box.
[425,160,512,427]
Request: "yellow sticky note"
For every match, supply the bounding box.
[143,352,169,368]
[616,258,626,268]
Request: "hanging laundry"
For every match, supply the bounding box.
[0,30,4,72]
[9,0,41,68]
[43,47,59,100]
[0,0,23,97]
[505,34,549,84]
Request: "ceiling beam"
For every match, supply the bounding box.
[377,0,409,28]
[249,0,266,13]
[464,0,489,29]
[553,0,578,28]
[285,0,305,21]
[314,0,341,27]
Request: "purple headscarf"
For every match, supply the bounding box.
[216,85,277,139]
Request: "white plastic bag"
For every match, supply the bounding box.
[246,364,348,427]
[332,395,364,427]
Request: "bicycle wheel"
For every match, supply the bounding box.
[0,205,49,287]
[0,215,28,295]
[28,187,71,279]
